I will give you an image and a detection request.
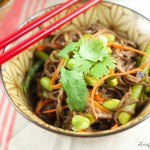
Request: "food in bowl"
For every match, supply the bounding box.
[22,24,150,132]
[1,2,150,136]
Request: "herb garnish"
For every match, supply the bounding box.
[59,37,116,111]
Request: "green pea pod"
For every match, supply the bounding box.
[118,41,150,125]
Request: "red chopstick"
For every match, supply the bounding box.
[0,0,79,50]
[0,0,102,65]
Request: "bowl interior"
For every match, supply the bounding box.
[1,2,150,137]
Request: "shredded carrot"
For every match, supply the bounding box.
[51,58,65,89]
[88,90,104,102]
[88,97,111,113]
[79,129,86,132]
[42,105,68,114]
[35,45,47,51]
[109,69,114,74]
[111,123,119,129]
[94,95,105,102]
[35,99,52,115]
[108,43,150,56]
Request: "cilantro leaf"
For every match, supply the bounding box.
[58,41,82,58]
[68,53,94,74]
[60,67,89,111]
[90,56,116,79]
[79,38,105,62]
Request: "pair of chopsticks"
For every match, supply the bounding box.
[0,0,102,65]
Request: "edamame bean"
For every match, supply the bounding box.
[85,113,96,124]
[40,77,53,91]
[106,77,118,87]
[83,34,92,39]
[102,99,120,111]
[72,115,90,131]
[99,35,108,47]
[103,34,115,43]
[84,75,97,86]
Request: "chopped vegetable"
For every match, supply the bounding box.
[84,75,97,86]
[35,50,49,61]
[99,35,108,47]
[23,60,43,97]
[106,77,118,87]
[35,99,52,115]
[72,115,90,131]
[88,97,111,113]
[85,113,96,124]
[111,123,118,129]
[40,77,53,91]
[51,58,65,89]
[102,99,120,111]
[42,105,68,114]
[103,34,115,43]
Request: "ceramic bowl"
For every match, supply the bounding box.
[0,0,14,22]
[1,1,150,137]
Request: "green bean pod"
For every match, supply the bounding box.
[23,60,43,97]
[118,41,150,124]
[35,50,49,61]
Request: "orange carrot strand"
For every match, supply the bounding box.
[35,99,52,115]
[51,58,65,89]
[88,97,111,113]
[42,105,68,114]
[108,43,149,56]
[111,123,119,129]
[88,90,104,102]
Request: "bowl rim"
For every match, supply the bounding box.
[0,0,14,11]
[0,1,150,137]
